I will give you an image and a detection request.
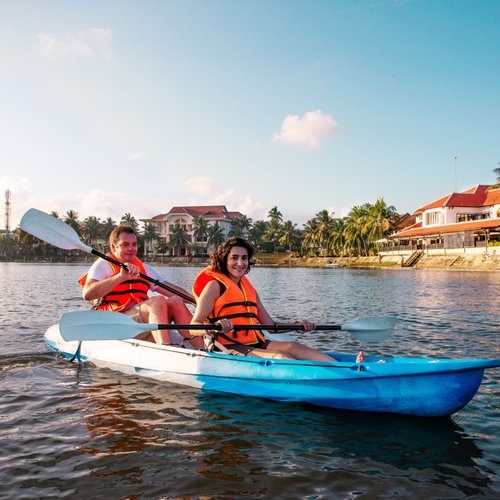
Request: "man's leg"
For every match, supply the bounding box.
[164,296,203,349]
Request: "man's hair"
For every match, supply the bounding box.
[210,237,255,275]
[109,225,137,246]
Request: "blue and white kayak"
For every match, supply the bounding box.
[44,323,500,418]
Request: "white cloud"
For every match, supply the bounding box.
[37,28,113,60]
[271,109,339,150]
[1,178,166,230]
[186,177,266,220]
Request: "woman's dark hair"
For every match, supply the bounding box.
[210,237,255,275]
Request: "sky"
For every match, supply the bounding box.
[1,0,499,230]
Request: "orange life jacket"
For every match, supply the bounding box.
[78,255,150,312]
[192,267,266,346]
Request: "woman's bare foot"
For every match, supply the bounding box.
[356,351,386,363]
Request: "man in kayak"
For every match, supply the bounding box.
[79,225,202,348]
[190,237,363,361]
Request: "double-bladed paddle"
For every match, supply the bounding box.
[19,208,196,304]
[59,310,396,342]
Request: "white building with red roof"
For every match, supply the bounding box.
[384,185,500,256]
[142,205,243,256]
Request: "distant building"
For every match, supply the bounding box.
[382,185,500,255]
[141,205,243,256]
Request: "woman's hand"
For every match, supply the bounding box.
[216,318,234,333]
[300,320,316,332]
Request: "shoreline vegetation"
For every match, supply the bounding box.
[3,253,500,271]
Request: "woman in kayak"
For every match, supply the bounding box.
[190,237,363,362]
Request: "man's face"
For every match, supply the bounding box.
[111,232,138,263]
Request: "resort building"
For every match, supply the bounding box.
[141,205,243,256]
[380,185,500,257]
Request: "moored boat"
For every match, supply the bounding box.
[44,323,500,418]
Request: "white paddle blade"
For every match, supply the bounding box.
[60,310,157,341]
[20,208,92,253]
[342,316,396,342]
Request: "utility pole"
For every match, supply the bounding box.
[5,189,11,236]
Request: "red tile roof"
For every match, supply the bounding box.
[417,185,499,211]
[166,205,243,219]
[389,218,500,239]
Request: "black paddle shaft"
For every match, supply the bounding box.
[153,323,343,332]
[90,249,196,304]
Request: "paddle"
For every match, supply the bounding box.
[19,208,196,304]
[59,310,395,342]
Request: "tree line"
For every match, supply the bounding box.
[1,198,399,260]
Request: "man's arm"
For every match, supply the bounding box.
[82,263,141,301]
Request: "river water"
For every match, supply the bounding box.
[0,262,499,499]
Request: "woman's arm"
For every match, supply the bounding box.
[189,280,221,337]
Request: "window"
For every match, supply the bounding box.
[425,211,440,225]
[456,213,490,223]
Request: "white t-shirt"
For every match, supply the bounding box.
[86,259,164,292]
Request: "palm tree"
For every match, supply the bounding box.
[64,210,80,234]
[101,217,116,242]
[364,198,398,246]
[192,216,209,245]
[169,223,188,256]
[50,210,60,219]
[229,214,253,237]
[207,221,225,250]
[143,223,159,256]
[279,220,301,252]
[314,209,336,256]
[327,218,347,256]
[120,213,139,231]
[248,220,267,251]
[344,205,370,256]
[82,216,102,246]
[268,206,283,225]
[303,218,319,256]
[488,164,500,190]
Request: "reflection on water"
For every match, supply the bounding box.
[44,365,490,498]
[0,263,499,498]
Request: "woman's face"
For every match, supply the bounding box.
[226,246,249,282]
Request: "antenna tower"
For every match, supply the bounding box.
[5,190,11,235]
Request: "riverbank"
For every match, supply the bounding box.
[4,253,500,270]
[253,252,500,271]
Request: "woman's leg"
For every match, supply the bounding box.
[265,341,336,362]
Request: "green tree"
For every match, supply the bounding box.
[314,209,336,256]
[120,213,139,231]
[193,216,209,243]
[229,214,253,237]
[82,216,102,246]
[64,210,81,234]
[344,204,370,256]
[143,223,159,256]
[364,198,398,246]
[279,220,301,252]
[169,223,188,256]
[248,220,267,251]
[327,218,347,256]
[207,221,225,249]
[303,218,319,256]
[101,217,116,243]
[488,164,500,190]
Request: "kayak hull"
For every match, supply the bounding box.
[44,324,500,417]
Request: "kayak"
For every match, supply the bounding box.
[44,323,500,417]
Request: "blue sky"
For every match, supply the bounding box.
[1,0,499,229]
